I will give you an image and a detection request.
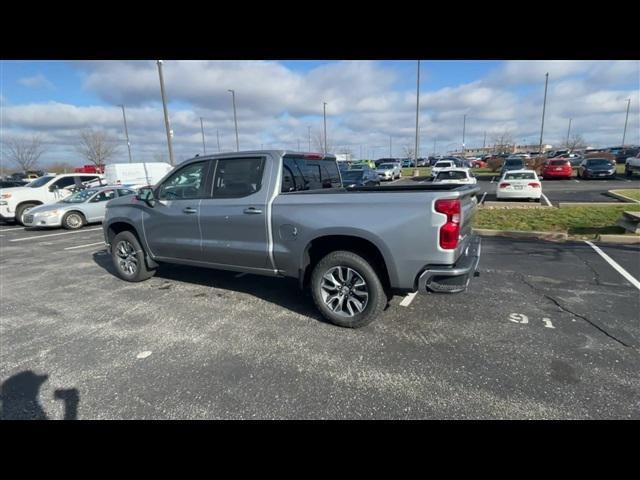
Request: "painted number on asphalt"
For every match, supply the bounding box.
[509,313,529,324]
[508,313,555,329]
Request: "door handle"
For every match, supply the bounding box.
[243,207,263,214]
[183,207,198,214]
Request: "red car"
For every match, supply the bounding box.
[471,160,487,168]
[541,159,572,179]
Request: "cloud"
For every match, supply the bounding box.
[2,60,639,166]
[18,73,54,90]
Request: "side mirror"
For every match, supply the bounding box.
[136,187,156,207]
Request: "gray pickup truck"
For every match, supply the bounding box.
[103,151,481,328]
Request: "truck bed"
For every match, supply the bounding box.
[288,184,479,194]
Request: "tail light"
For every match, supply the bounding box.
[528,182,540,188]
[435,198,460,250]
[499,182,510,188]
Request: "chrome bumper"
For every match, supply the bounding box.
[417,237,481,294]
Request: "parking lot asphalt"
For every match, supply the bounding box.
[397,174,640,205]
[1,223,639,419]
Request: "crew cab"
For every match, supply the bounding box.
[103,151,481,328]
[0,173,103,224]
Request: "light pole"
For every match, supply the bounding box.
[538,72,549,155]
[483,131,486,149]
[566,118,572,148]
[622,98,631,146]
[323,102,328,154]
[200,117,206,154]
[228,89,239,151]
[216,129,221,153]
[433,138,437,156]
[118,104,133,163]
[156,60,175,166]
[413,60,421,176]
[462,114,467,156]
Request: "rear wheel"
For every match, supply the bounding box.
[310,250,387,328]
[111,230,156,282]
[62,211,85,230]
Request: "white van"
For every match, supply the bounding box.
[104,162,173,189]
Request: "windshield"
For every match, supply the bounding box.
[342,171,364,181]
[27,175,55,188]
[550,160,568,166]
[61,189,100,203]
[435,162,452,168]
[436,171,467,180]
[505,172,536,180]
[587,159,613,167]
[379,164,395,169]
[505,160,524,166]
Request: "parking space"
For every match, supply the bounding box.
[396,174,640,205]
[1,225,638,419]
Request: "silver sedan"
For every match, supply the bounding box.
[22,186,137,230]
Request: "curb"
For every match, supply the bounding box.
[481,201,551,209]
[558,202,628,208]
[607,190,640,204]
[473,228,568,242]
[596,234,640,244]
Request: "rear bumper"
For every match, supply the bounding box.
[417,236,481,294]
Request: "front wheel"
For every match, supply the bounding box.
[310,250,387,328]
[62,211,85,230]
[111,230,156,282]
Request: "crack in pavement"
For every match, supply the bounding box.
[514,272,631,349]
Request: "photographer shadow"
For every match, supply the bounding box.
[0,371,79,420]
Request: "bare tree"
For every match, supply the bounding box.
[312,131,334,153]
[48,162,75,174]
[3,135,45,172]
[75,129,119,168]
[562,133,586,151]
[402,145,415,159]
[491,130,514,154]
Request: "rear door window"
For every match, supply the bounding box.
[212,157,265,198]
[281,156,341,192]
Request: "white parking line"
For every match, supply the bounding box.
[0,226,26,231]
[584,241,640,290]
[64,242,106,250]
[480,192,487,204]
[399,292,417,307]
[541,193,552,207]
[490,176,495,183]
[9,227,103,242]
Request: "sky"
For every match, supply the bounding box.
[1,60,638,167]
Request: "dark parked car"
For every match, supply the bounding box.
[578,158,616,179]
[609,147,640,164]
[500,158,526,175]
[0,180,29,188]
[341,167,381,188]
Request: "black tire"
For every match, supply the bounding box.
[15,203,39,225]
[111,230,156,282]
[310,250,387,328]
[61,211,85,230]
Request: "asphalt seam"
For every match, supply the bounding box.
[515,272,631,349]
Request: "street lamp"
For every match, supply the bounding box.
[413,60,421,177]
[462,114,467,156]
[156,60,175,166]
[538,72,549,155]
[228,89,239,151]
[200,117,206,154]
[118,104,133,163]
[622,98,631,147]
[323,102,328,155]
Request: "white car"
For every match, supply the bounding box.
[375,162,401,181]
[432,168,477,185]
[496,169,542,202]
[0,173,103,225]
[431,160,455,177]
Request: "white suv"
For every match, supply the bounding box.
[0,173,103,225]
